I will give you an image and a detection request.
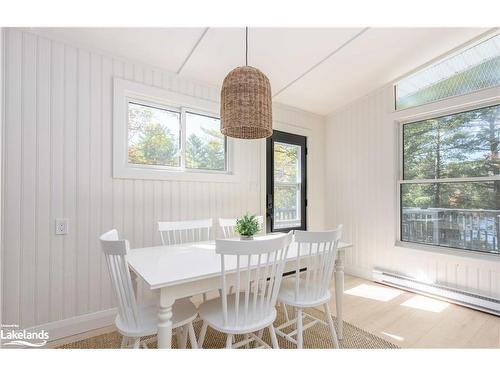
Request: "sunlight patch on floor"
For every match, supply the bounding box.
[400,295,450,313]
[344,284,404,302]
[381,332,404,342]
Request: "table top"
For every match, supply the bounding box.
[127,234,352,290]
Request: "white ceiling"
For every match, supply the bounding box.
[35,27,490,115]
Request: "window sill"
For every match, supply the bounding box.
[113,164,239,183]
[394,240,500,261]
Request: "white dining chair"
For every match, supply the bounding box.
[197,232,293,349]
[274,226,342,349]
[219,216,264,238]
[219,216,287,316]
[158,218,213,245]
[100,229,199,349]
[158,219,214,302]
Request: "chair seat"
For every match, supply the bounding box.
[277,278,331,308]
[199,293,277,335]
[115,297,198,337]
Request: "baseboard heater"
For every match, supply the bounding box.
[372,269,500,316]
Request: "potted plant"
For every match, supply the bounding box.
[235,214,261,240]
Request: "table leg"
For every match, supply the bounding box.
[334,255,344,340]
[158,288,175,349]
[130,271,138,298]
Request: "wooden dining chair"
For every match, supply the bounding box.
[274,226,342,349]
[197,232,293,349]
[219,216,264,238]
[100,229,199,349]
[158,218,213,245]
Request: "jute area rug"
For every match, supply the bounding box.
[58,305,399,349]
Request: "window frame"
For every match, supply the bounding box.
[395,96,500,259]
[266,130,307,233]
[393,31,500,112]
[113,78,234,182]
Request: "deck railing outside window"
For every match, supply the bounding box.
[401,207,500,254]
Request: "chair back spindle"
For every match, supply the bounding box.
[216,232,293,328]
[292,226,342,302]
[99,229,139,330]
[158,219,213,245]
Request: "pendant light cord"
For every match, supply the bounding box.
[245,27,248,66]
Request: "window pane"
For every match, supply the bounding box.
[403,105,500,180]
[396,34,500,110]
[185,112,226,170]
[274,185,300,229]
[274,142,301,229]
[401,181,500,254]
[127,102,180,167]
[274,142,300,184]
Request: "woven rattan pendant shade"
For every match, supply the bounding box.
[220,28,272,139]
[220,66,272,139]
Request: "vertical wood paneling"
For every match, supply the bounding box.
[88,52,102,313]
[63,45,78,319]
[36,36,51,324]
[326,85,500,298]
[4,29,22,325]
[2,28,325,328]
[21,32,38,328]
[111,59,125,239]
[100,56,113,309]
[49,40,64,322]
[76,49,90,314]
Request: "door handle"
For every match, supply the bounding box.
[267,194,273,218]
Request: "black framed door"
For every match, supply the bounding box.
[266,130,307,232]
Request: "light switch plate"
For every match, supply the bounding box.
[55,218,69,235]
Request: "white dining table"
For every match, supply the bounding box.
[127,234,352,349]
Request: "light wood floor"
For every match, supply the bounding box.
[49,274,500,349]
[329,275,500,348]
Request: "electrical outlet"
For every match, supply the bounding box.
[55,218,69,235]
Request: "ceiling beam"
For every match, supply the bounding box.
[176,27,209,75]
[273,27,370,97]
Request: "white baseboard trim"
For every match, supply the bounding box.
[26,308,117,343]
[344,265,374,281]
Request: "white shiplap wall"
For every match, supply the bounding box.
[1,28,326,330]
[326,85,500,299]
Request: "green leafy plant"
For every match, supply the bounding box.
[235,214,261,238]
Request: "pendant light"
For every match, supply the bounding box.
[220,27,273,139]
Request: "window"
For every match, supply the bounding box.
[400,104,500,255]
[185,112,226,171]
[395,34,500,110]
[126,101,226,171]
[127,102,181,167]
[113,78,232,181]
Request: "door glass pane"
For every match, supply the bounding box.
[274,142,301,229]
[127,102,181,167]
